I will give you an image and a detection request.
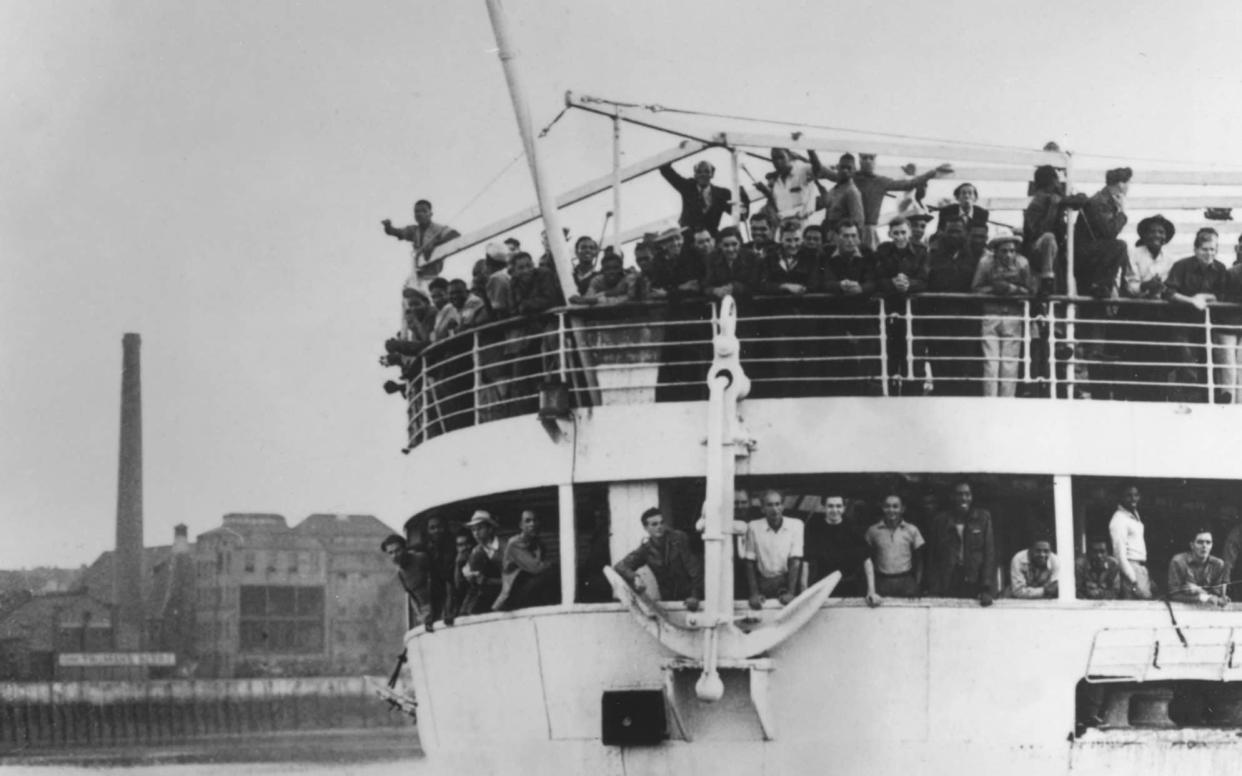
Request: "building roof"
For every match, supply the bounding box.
[77,544,176,610]
[292,513,395,538]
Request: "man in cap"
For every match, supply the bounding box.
[493,510,558,610]
[461,510,507,614]
[615,507,702,609]
[815,153,953,250]
[907,212,935,248]
[972,232,1037,397]
[1072,167,1132,298]
[659,158,749,237]
[1023,165,1068,295]
[382,199,461,289]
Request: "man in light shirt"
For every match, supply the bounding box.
[741,489,804,609]
[864,493,926,606]
[1110,485,1152,599]
[1007,539,1059,599]
[756,148,819,232]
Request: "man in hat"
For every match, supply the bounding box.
[936,183,990,234]
[907,212,935,248]
[615,507,702,609]
[972,232,1037,397]
[1072,167,1132,298]
[461,510,506,614]
[1024,165,1068,295]
[815,153,954,250]
[1123,215,1177,299]
[659,159,749,237]
[493,510,558,611]
[382,200,461,289]
[1115,214,1177,399]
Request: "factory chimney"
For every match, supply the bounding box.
[114,333,145,650]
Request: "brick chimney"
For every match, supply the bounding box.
[114,333,144,650]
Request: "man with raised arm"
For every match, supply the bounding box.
[1007,539,1060,599]
[615,507,702,610]
[382,199,461,288]
[865,493,925,605]
[1167,527,1230,606]
[493,510,558,611]
[808,152,864,244]
[814,152,953,250]
[1071,167,1132,299]
[926,481,996,606]
[1109,485,1152,599]
[1075,538,1121,600]
[741,490,805,609]
[659,158,749,237]
[754,148,818,231]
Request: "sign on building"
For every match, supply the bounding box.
[57,652,176,667]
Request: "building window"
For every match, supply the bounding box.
[244,552,255,573]
[238,585,325,653]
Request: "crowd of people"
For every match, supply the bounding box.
[380,149,1242,409]
[385,483,1242,631]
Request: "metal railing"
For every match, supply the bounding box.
[399,295,1242,450]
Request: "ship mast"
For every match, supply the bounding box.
[484,0,578,303]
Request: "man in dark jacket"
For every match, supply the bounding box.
[615,507,702,610]
[659,159,749,237]
[925,481,996,606]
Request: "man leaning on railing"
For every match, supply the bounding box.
[972,233,1037,398]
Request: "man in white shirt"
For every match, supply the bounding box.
[1110,485,1152,599]
[741,489,804,609]
[756,148,818,232]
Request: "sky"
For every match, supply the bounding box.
[3,0,1242,569]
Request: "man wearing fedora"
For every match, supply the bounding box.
[1116,214,1177,399]
[972,233,1037,397]
[461,510,507,614]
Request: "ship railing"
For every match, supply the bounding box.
[402,294,1242,450]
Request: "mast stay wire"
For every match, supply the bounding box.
[574,94,1242,169]
[446,106,574,226]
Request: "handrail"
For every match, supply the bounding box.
[396,294,1242,450]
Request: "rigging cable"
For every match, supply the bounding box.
[445,106,573,225]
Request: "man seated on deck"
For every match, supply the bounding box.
[925,481,996,607]
[460,510,506,614]
[741,490,805,609]
[1006,539,1060,599]
[381,199,461,289]
[804,492,877,598]
[382,534,437,631]
[572,248,643,306]
[659,158,749,237]
[614,507,702,611]
[1023,165,1068,296]
[864,493,925,606]
[1075,538,1121,600]
[493,510,559,611]
[1167,527,1230,607]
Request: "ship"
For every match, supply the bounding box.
[384,2,1242,773]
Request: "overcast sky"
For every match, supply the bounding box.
[4,0,1242,569]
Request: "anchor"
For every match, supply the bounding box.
[605,296,838,704]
